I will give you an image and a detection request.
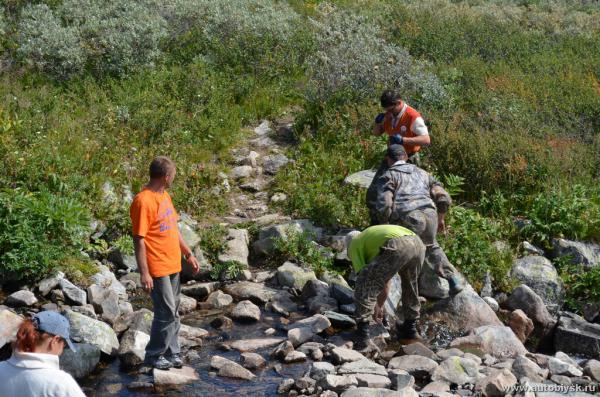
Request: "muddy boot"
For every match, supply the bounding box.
[399,319,422,341]
[447,275,464,295]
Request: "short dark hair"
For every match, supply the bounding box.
[380,90,402,108]
[149,156,175,178]
[387,144,408,161]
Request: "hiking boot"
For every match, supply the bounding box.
[352,321,373,351]
[147,355,173,370]
[399,319,421,340]
[167,353,183,368]
[447,275,464,295]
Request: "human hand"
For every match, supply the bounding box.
[390,134,403,145]
[141,272,153,292]
[187,255,200,275]
[373,303,385,324]
[375,113,386,124]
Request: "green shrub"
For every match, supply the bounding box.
[439,206,516,292]
[307,4,447,108]
[210,260,245,281]
[0,188,91,284]
[268,228,334,277]
[199,224,228,264]
[558,260,600,312]
[18,0,167,78]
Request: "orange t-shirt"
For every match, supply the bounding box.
[130,188,181,278]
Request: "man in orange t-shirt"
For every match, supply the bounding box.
[130,156,199,370]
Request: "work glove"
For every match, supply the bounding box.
[390,134,403,145]
[375,113,386,124]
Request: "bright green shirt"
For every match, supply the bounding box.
[348,225,415,273]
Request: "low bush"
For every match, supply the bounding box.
[558,260,600,312]
[439,206,516,293]
[268,228,334,278]
[0,188,91,284]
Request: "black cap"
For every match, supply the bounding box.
[387,144,407,161]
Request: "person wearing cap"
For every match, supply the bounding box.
[130,156,200,370]
[346,225,426,349]
[0,311,86,397]
[367,90,431,225]
[372,144,464,296]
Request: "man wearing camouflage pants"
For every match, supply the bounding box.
[372,144,464,297]
[347,225,426,349]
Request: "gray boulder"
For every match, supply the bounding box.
[307,295,339,314]
[60,279,87,306]
[266,291,298,317]
[341,388,418,397]
[338,358,387,376]
[419,259,451,299]
[262,154,290,175]
[330,347,366,365]
[229,165,253,180]
[223,281,276,305]
[181,281,219,299]
[288,314,331,346]
[301,279,330,300]
[324,311,356,328]
[548,357,583,377]
[231,300,261,322]
[422,286,502,332]
[153,366,199,385]
[178,294,197,314]
[331,283,355,305]
[505,284,556,335]
[226,337,284,352]
[6,290,38,307]
[65,310,119,355]
[554,312,600,358]
[277,262,317,290]
[450,325,527,359]
[0,309,22,348]
[118,329,150,367]
[388,355,438,379]
[210,355,256,380]
[60,343,101,379]
[343,170,375,189]
[311,361,336,381]
[510,255,564,312]
[431,356,481,385]
[206,290,233,309]
[583,359,600,382]
[318,374,358,393]
[240,352,265,369]
[474,369,517,397]
[38,272,65,296]
[511,355,548,383]
[90,265,127,299]
[218,228,249,268]
[553,238,600,269]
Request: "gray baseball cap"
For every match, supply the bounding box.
[33,311,77,352]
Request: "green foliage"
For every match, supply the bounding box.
[0,188,91,283]
[199,224,228,264]
[113,235,134,256]
[438,174,465,198]
[439,206,516,292]
[558,260,600,312]
[17,0,167,79]
[518,185,600,248]
[268,228,334,277]
[210,260,245,281]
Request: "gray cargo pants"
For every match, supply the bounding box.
[145,272,181,358]
[397,207,458,279]
[354,235,425,322]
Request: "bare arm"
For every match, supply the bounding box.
[178,230,200,275]
[133,235,153,291]
[377,279,392,306]
[403,134,430,146]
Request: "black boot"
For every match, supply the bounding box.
[399,319,421,340]
[352,321,372,351]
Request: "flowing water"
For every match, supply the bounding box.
[79,309,310,397]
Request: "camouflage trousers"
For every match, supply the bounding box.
[396,207,458,280]
[354,235,426,322]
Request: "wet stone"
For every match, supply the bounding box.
[240,352,266,370]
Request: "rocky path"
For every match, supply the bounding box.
[1,118,600,396]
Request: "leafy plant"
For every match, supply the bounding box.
[199,224,228,264]
[268,228,334,277]
[557,260,600,313]
[0,188,91,284]
[210,260,245,281]
[439,174,465,198]
[439,206,516,293]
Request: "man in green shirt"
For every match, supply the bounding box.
[347,225,426,349]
